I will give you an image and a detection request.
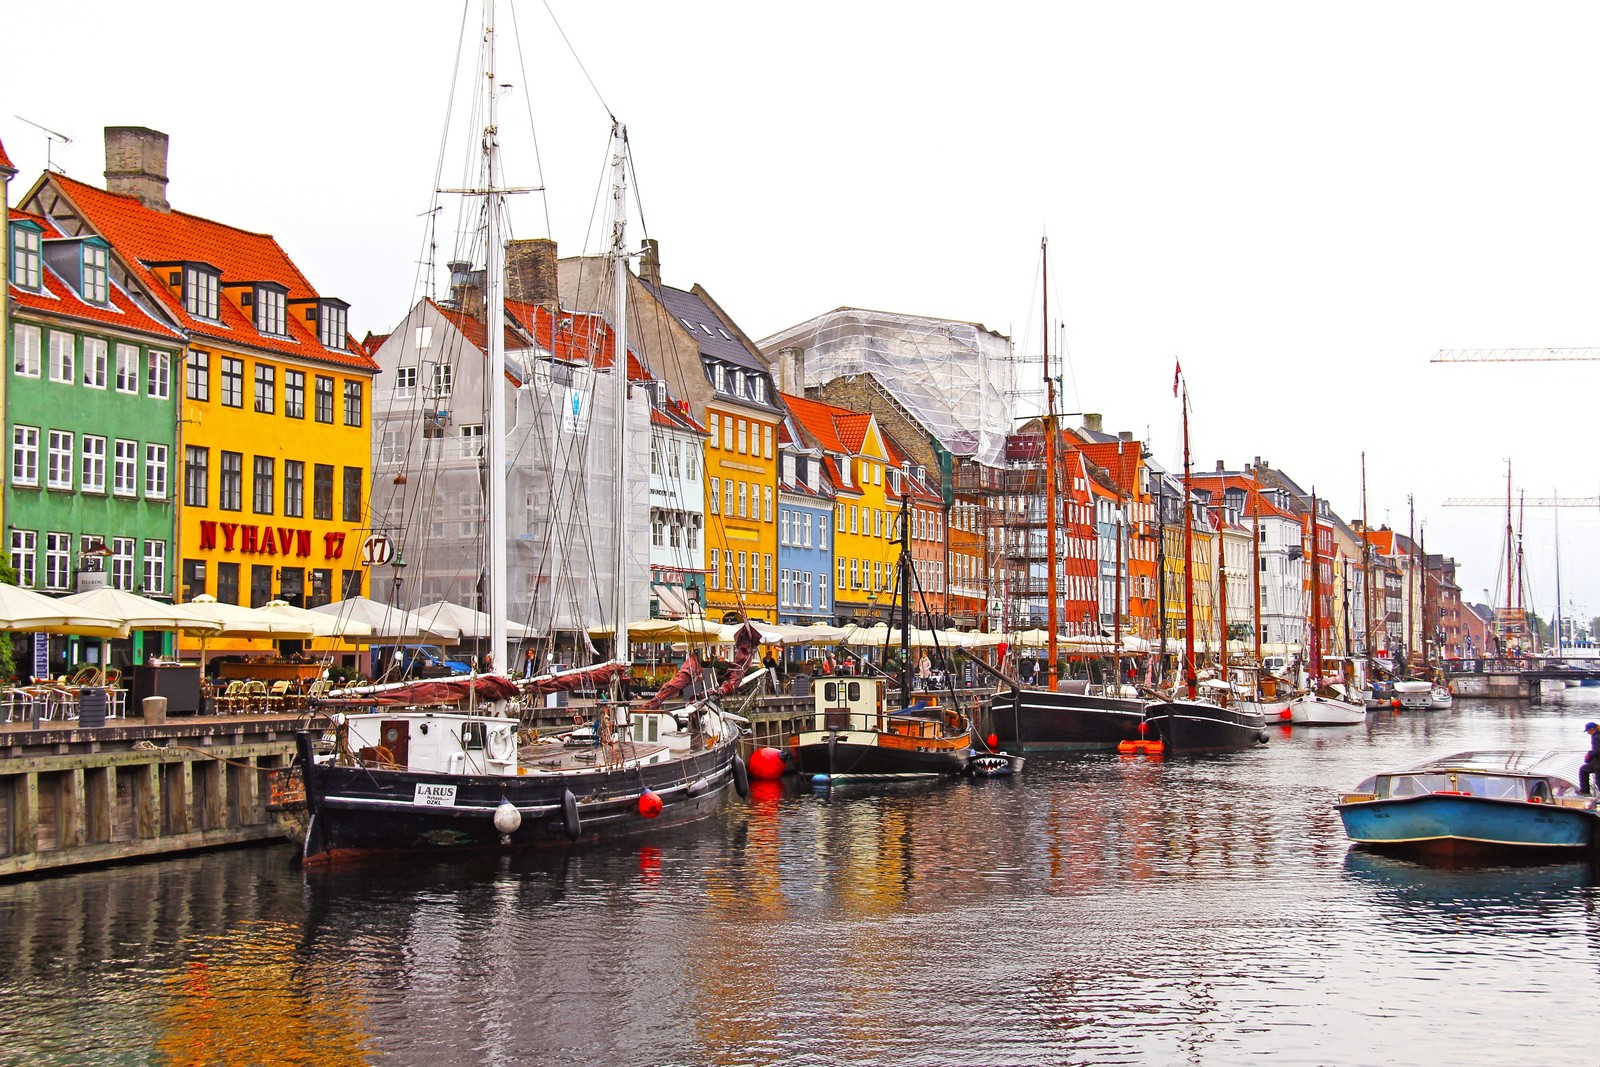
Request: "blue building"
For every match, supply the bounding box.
[776,424,834,658]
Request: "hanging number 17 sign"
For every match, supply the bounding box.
[360,534,395,567]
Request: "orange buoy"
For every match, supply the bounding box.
[986,733,999,749]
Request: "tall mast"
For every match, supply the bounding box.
[1217,512,1228,672]
[1113,495,1124,667]
[607,123,631,684]
[1251,471,1262,667]
[1360,453,1373,675]
[1503,460,1514,625]
[1041,237,1059,691]
[1554,493,1564,657]
[1419,525,1428,667]
[898,466,912,698]
[483,11,508,674]
[1309,490,1321,687]
[1181,383,1195,700]
[1406,494,1415,675]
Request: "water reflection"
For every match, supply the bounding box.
[3,695,1600,1065]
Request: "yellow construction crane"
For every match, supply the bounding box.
[1432,348,1600,363]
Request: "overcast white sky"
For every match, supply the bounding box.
[4,1,1597,629]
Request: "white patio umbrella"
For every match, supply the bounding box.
[258,600,373,640]
[0,583,130,639]
[413,601,531,641]
[61,587,223,635]
[181,595,317,639]
[309,596,459,643]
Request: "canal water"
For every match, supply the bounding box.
[3,690,1598,1066]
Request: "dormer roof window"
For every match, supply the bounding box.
[10,220,42,290]
[251,283,288,337]
[317,299,349,350]
[82,242,109,304]
[183,264,221,320]
[750,375,766,403]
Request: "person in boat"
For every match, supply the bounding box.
[1580,722,1600,795]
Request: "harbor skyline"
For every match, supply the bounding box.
[2,0,1595,621]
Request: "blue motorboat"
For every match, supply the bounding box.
[1336,750,1599,861]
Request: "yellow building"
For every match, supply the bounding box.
[781,393,895,626]
[40,131,379,630]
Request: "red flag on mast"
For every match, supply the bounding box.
[1173,360,1182,397]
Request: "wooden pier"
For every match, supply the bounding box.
[0,713,302,880]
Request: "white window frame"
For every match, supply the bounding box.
[143,540,167,597]
[49,331,74,383]
[113,439,138,497]
[146,444,169,500]
[114,343,139,393]
[82,337,107,389]
[110,537,136,591]
[46,430,73,490]
[10,530,37,588]
[147,351,170,399]
[12,426,38,487]
[394,366,417,400]
[81,435,106,494]
[44,532,70,591]
[13,323,40,377]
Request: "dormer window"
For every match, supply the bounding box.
[750,376,766,403]
[184,265,220,320]
[318,299,349,349]
[254,284,288,337]
[10,222,42,290]
[82,244,109,304]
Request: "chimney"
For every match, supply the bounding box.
[1118,430,1133,442]
[1216,460,1225,472]
[446,260,485,319]
[103,127,170,212]
[1083,413,1102,433]
[776,347,806,394]
[505,238,559,310]
[639,238,661,288]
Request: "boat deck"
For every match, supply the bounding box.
[517,735,676,773]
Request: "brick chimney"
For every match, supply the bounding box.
[505,238,558,310]
[639,238,661,288]
[104,127,170,212]
[776,346,806,395]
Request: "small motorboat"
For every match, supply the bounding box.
[1336,750,1599,861]
[1392,680,1434,711]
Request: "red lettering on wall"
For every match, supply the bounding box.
[259,527,277,556]
[277,528,294,555]
[241,526,258,554]
[324,532,346,561]
[221,523,238,551]
[199,521,217,551]
[296,530,311,558]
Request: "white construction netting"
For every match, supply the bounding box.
[759,308,1016,468]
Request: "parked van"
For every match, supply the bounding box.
[371,644,471,679]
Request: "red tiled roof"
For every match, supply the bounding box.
[1077,440,1143,498]
[46,173,377,372]
[503,297,649,381]
[8,208,182,342]
[1190,472,1300,522]
[0,138,14,175]
[780,391,878,457]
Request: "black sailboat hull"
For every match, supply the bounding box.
[294,733,740,864]
[790,738,971,779]
[1142,700,1269,753]
[989,688,1148,752]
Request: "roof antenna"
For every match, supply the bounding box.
[14,116,73,173]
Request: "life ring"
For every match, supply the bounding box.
[733,754,750,799]
[372,745,398,768]
[487,726,516,762]
[562,789,581,841]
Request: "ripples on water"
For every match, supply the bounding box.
[2,693,1598,1065]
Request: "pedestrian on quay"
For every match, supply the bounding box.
[1579,722,1600,795]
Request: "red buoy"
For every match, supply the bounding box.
[748,746,787,780]
[638,789,663,819]
[1279,708,1293,720]
[986,733,999,750]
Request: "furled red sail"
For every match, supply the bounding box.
[523,662,628,695]
[716,622,764,696]
[639,653,704,709]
